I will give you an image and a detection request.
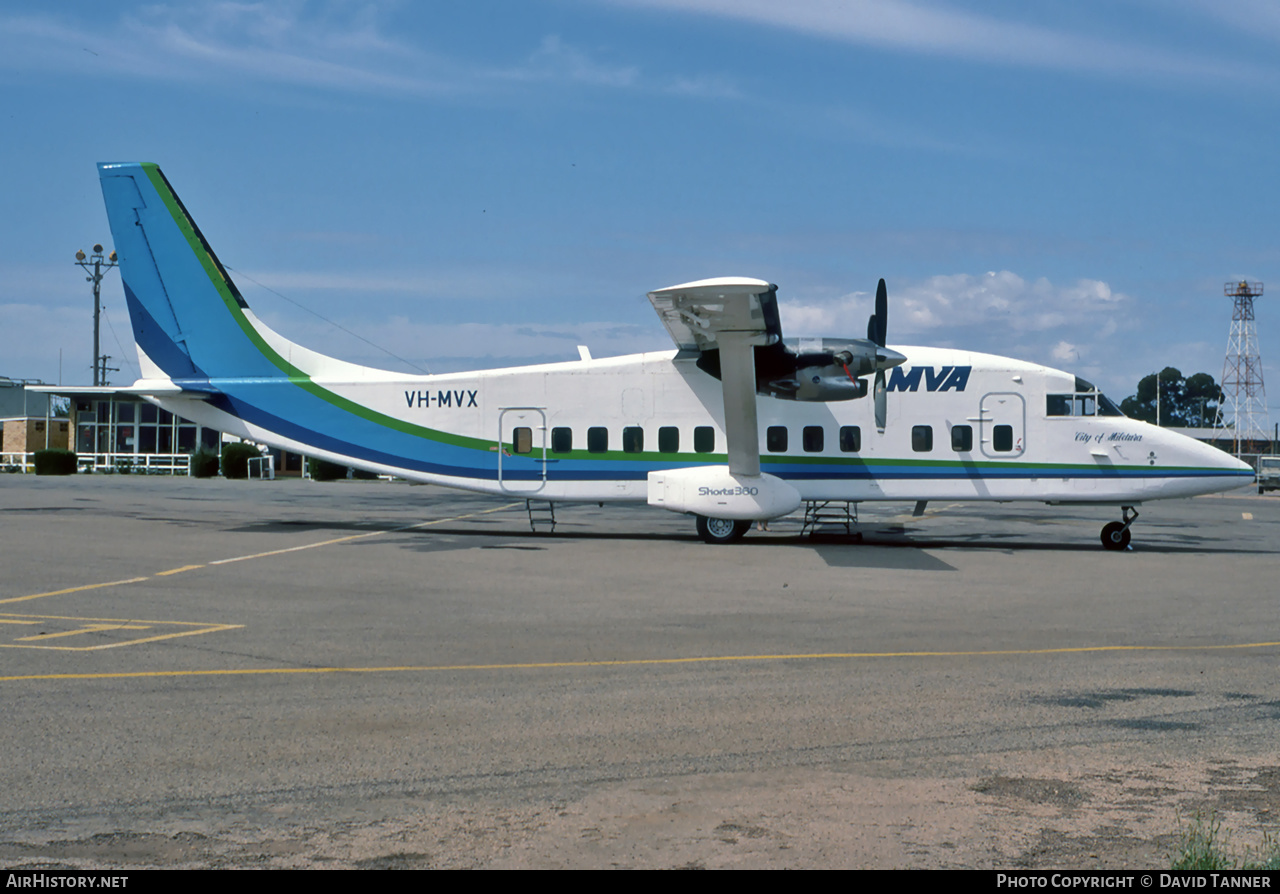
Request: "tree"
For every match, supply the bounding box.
[1120,368,1222,427]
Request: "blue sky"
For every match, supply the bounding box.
[3,1,1278,408]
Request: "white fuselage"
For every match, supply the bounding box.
[155,342,1251,509]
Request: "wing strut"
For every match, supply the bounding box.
[717,330,761,477]
[647,277,780,478]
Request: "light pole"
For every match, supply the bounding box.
[75,244,118,386]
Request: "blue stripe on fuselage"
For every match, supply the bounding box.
[207,383,1251,484]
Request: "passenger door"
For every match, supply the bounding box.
[497,407,548,494]
[979,392,1026,459]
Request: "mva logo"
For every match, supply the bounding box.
[886,366,972,392]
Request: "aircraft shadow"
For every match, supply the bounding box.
[216,518,1276,560]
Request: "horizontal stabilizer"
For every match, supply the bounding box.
[27,381,186,397]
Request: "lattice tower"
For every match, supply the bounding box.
[1219,280,1269,452]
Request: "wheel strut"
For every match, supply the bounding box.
[1100,506,1139,551]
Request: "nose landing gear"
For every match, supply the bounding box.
[1101,506,1139,551]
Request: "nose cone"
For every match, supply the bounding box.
[1193,437,1252,472]
[1191,436,1255,474]
[877,347,907,370]
[1156,430,1258,498]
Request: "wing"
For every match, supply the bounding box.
[648,277,781,354]
[648,277,780,477]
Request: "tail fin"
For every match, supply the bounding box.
[98,162,298,383]
[96,163,494,483]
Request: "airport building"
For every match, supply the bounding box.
[63,388,222,472]
[2,377,307,475]
[0,377,70,466]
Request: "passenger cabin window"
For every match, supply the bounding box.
[912,425,933,452]
[951,424,973,451]
[622,426,644,453]
[551,427,572,453]
[587,427,608,453]
[993,424,1014,452]
[658,426,679,453]
[839,425,861,453]
[694,426,715,453]
[767,426,788,452]
[512,427,533,454]
[802,426,824,453]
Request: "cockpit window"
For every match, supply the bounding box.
[1096,393,1124,417]
[1048,385,1126,418]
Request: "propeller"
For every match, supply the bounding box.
[867,278,890,432]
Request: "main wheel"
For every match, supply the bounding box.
[1100,521,1131,551]
[696,515,750,544]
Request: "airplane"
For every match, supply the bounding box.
[87,162,1254,549]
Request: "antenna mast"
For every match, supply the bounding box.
[1219,280,1269,455]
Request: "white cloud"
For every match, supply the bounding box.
[776,269,1144,393]
[779,270,1128,339]
[1050,340,1082,363]
[0,7,733,102]
[511,35,640,88]
[0,5,461,96]
[612,0,1272,84]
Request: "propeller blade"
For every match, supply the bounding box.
[874,278,888,347]
[867,314,878,344]
[874,368,887,432]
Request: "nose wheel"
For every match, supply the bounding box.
[1100,506,1139,551]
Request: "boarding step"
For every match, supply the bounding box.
[801,500,859,538]
[525,499,556,533]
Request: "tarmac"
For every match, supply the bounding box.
[0,474,1277,869]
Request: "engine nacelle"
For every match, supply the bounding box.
[647,466,802,520]
[764,366,868,401]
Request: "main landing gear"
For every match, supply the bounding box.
[1100,506,1139,551]
[696,515,751,544]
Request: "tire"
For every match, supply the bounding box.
[1100,521,1131,551]
[696,515,750,544]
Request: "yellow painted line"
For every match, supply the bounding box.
[70,624,243,651]
[1,639,1277,683]
[2,611,226,625]
[0,612,242,652]
[1,624,244,652]
[207,531,387,564]
[1,625,243,652]
[0,578,150,606]
[1242,512,1253,520]
[16,624,150,642]
[0,503,522,602]
[207,503,520,565]
[156,565,205,576]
